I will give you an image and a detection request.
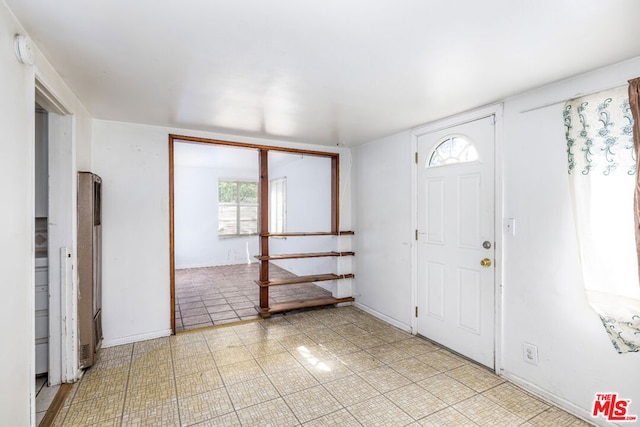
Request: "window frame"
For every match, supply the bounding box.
[217,179,259,238]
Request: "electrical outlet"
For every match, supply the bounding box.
[523,343,538,365]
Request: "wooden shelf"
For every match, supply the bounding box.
[255,296,355,317]
[255,273,355,288]
[255,251,355,261]
[260,231,354,237]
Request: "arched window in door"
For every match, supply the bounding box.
[428,135,478,167]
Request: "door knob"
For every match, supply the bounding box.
[480,258,492,267]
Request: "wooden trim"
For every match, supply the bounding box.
[255,251,355,261]
[256,273,355,287]
[168,134,344,318]
[39,383,73,427]
[260,231,354,237]
[259,150,269,309]
[332,155,339,233]
[170,134,339,158]
[256,296,355,316]
[169,137,176,334]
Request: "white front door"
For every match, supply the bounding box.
[416,115,495,368]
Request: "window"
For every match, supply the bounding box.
[269,177,286,233]
[428,135,478,167]
[564,86,640,353]
[218,180,258,237]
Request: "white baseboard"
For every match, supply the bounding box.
[501,372,610,427]
[102,329,172,348]
[354,302,412,333]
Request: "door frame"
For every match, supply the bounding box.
[410,103,504,373]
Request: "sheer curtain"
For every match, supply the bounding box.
[564,84,640,353]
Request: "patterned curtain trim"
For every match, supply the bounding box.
[588,291,640,353]
[564,86,636,176]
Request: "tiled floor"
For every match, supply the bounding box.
[175,264,332,332]
[36,375,60,425]
[52,306,592,427]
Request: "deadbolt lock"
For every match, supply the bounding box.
[480,258,492,267]
[483,241,492,249]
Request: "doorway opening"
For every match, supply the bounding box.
[170,137,350,333]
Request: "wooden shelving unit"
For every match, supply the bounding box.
[252,148,355,318]
[255,232,355,317]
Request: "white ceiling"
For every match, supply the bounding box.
[8,0,640,146]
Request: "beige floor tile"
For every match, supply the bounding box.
[318,336,359,356]
[385,383,448,420]
[302,408,361,426]
[175,369,224,398]
[178,388,234,426]
[415,350,468,372]
[283,385,343,423]
[367,344,414,364]
[62,391,126,426]
[99,343,134,360]
[358,366,412,393]
[417,373,476,405]
[218,359,265,385]
[192,411,243,426]
[133,337,171,354]
[388,356,440,382]
[121,402,179,426]
[173,354,217,378]
[256,352,303,374]
[418,407,479,426]
[446,364,505,392]
[302,354,354,384]
[124,378,176,413]
[74,375,128,403]
[483,382,550,420]
[303,327,343,344]
[56,306,588,427]
[336,350,384,373]
[529,407,594,426]
[267,366,320,396]
[244,339,286,357]
[324,374,380,406]
[347,395,413,427]
[277,333,318,351]
[454,394,525,427]
[211,346,253,366]
[172,340,211,360]
[225,376,280,410]
[235,398,300,427]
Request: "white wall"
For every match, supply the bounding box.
[352,58,640,423]
[500,58,640,422]
[174,158,259,268]
[92,120,353,346]
[0,4,36,424]
[352,130,414,328]
[0,2,93,424]
[270,153,335,277]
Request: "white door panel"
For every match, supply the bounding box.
[417,116,495,368]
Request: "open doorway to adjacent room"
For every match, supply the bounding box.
[170,140,336,332]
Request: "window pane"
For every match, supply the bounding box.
[239,182,258,204]
[218,205,237,235]
[239,205,258,235]
[218,181,237,203]
[428,136,478,167]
